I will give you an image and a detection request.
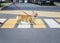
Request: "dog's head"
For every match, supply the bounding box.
[32,11,38,18]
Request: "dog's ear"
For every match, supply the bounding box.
[32,11,38,17]
[32,11,35,16]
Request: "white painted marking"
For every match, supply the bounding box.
[20,21,30,25]
[17,21,31,28]
[0,18,7,27]
[44,19,60,28]
[0,19,7,23]
[17,24,31,28]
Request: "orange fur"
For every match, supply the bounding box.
[17,14,32,23]
[17,12,38,24]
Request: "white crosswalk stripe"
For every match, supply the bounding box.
[0,18,7,26]
[0,18,7,23]
[17,24,31,28]
[44,19,60,28]
[17,21,31,28]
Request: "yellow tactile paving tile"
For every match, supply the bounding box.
[33,19,46,28]
[55,19,60,23]
[1,19,17,28]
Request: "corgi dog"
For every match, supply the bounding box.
[17,11,38,24]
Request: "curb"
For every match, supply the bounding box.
[54,2,60,6]
[0,8,2,10]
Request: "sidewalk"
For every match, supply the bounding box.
[0,10,60,18]
[0,3,11,10]
[0,7,2,10]
[54,2,60,6]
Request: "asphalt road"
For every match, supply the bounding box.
[0,3,60,43]
[1,3,60,12]
[0,28,60,43]
[0,14,16,18]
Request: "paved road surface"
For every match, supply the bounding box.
[0,28,60,43]
[0,16,60,43]
[1,3,60,12]
[0,3,60,43]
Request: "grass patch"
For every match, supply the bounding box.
[0,5,4,7]
[0,3,4,7]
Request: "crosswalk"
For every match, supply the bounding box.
[33,19,46,28]
[55,19,60,24]
[44,19,60,28]
[0,18,60,29]
[0,18,7,27]
[17,21,31,28]
[1,19,17,28]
